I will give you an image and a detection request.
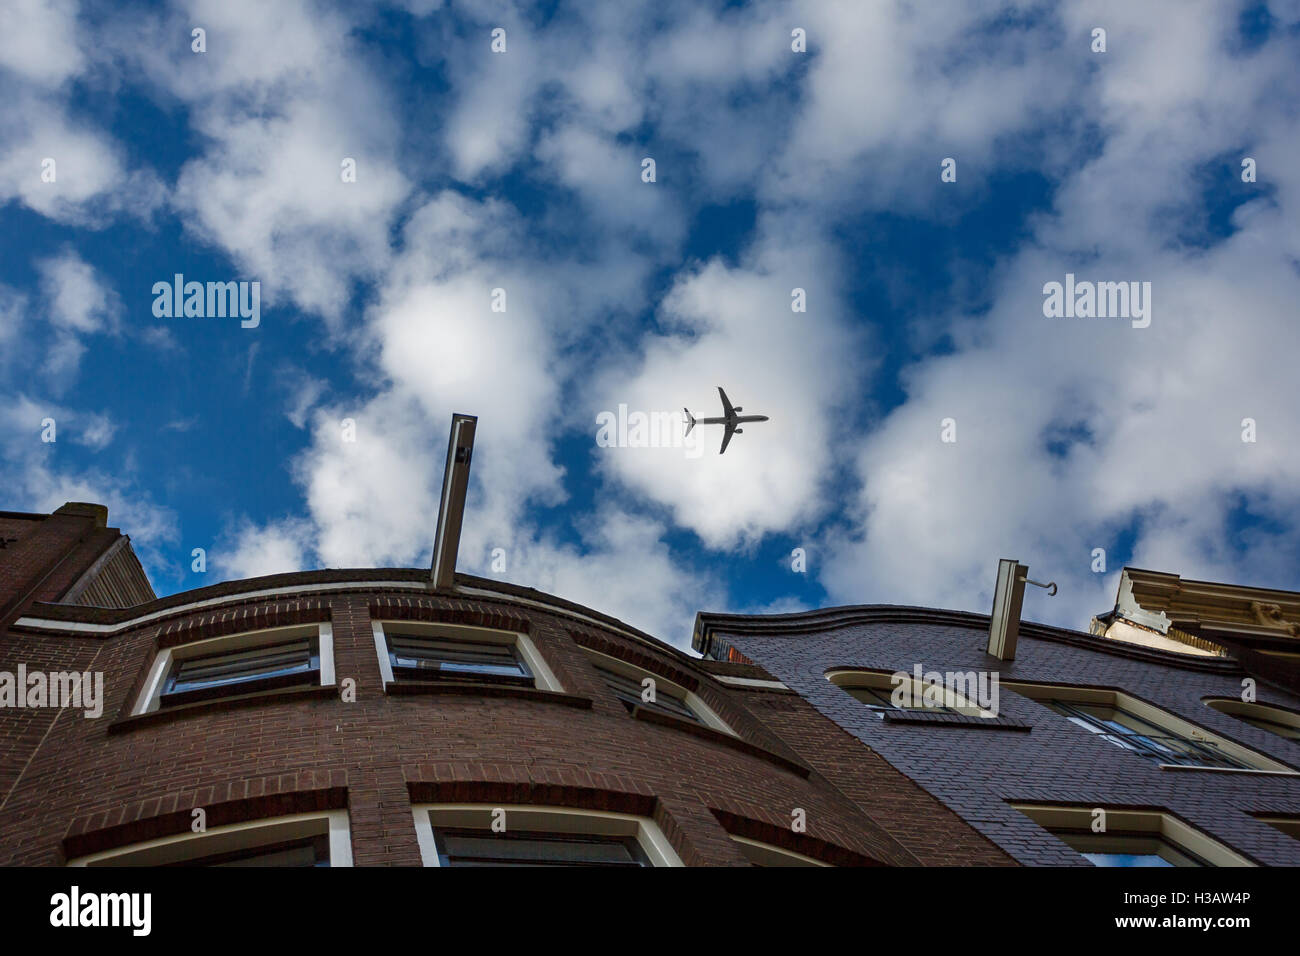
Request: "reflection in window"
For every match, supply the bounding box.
[1055,832,1206,867]
[1042,699,1252,770]
[161,638,320,707]
[595,665,701,723]
[434,829,651,867]
[385,631,533,685]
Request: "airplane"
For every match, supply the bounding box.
[684,387,770,455]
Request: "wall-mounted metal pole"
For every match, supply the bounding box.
[430,414,477,590]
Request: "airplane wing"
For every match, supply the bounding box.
[717,386,735,418]
[719,421,737,455]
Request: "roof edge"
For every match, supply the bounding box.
[693,604,1244,674]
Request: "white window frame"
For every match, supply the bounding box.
[1003,682,1298,774]
[371,620,562,693]
[410,803,683,867]
[1204,697,1300,741]
[826,668,994,717]
[583,647,735,736]
[1009,803,1255,867]
[133,622,335,715]
[67,810,352,867]
[731,835,831,867]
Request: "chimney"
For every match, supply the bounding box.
[430,413,477,590]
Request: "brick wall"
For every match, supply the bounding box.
[719,614,1300,865]
[0,582,1012,866]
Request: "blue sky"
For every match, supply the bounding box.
[2,0,1298,649]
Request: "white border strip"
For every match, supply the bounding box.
[14,580,427,635]
[410,803,683,867]
[714,675,788,690]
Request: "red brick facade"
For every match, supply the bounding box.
[0,506,1012,866]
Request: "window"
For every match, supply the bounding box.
[1043,698,1252,770]
[1204,698,1300,741]
[596,664,699,722]
[1065,834,1204,867]
[387,632,531,683]
[434,830,650,867]
[372,620,562,692]
[731,836,830,867]
[133,624,335,714]
[1010,804,1253,867]
[582,649,734,734]
[68,811,352,867]
[1004,682,1295,773]
[161,638,320,706]
[412,805,683,867]
[826,669,991,718]
[1255,815,1300,842]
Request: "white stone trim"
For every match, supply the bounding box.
[132,622,335,715]
[67,810,352,867]
[583,647,735,735]
[372,619,564,693]
[16,580,425,635]
[410,803,683,867]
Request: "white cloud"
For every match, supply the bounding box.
[0,0,83,86]
[213,517,314,580]
[820,2,1300,627]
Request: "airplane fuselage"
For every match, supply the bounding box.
[692,414,769,426]
[684,387,769,453]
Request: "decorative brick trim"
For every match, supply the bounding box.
[369,596,531,634]
[570,628,701,692]
[157,598,331,649]
[62,782,348,861]
[406,780,657,818]
[386,681,592,709]
[710,808,882,866]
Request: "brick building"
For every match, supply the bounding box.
[0,502,1010,867]
[695,594,1300,866]
[4,501,1297,868]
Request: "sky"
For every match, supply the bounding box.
[1,0,1298,650]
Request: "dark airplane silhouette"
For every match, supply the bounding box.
[684,387,769,455]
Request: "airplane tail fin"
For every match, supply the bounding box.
[684,408,696,436]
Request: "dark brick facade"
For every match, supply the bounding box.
[702,607,1300,866]
[0,516,1013,866]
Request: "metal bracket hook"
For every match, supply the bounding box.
[1019,576,1057,597]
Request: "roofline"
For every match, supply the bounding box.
[1122,565,1300,603]
[10,567,690,661]
[692,604,1245,674]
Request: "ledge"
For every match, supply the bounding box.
[881,710,1032,730]
[108,684,337,733]
[1156,763,1299,777]
[385,680,593,709]
[630,706,811,778]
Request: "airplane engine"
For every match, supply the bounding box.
[735,428,743,434]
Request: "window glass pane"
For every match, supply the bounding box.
[845,681,956,713]
[596,665,698,722]
[165,639,318,697]
[167,834,331,867]
[1082,852,1173,867]
[1044,698,1251,770]
[387,632,531,681]
[1061,832,1204,867]
[435,829,649,867]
